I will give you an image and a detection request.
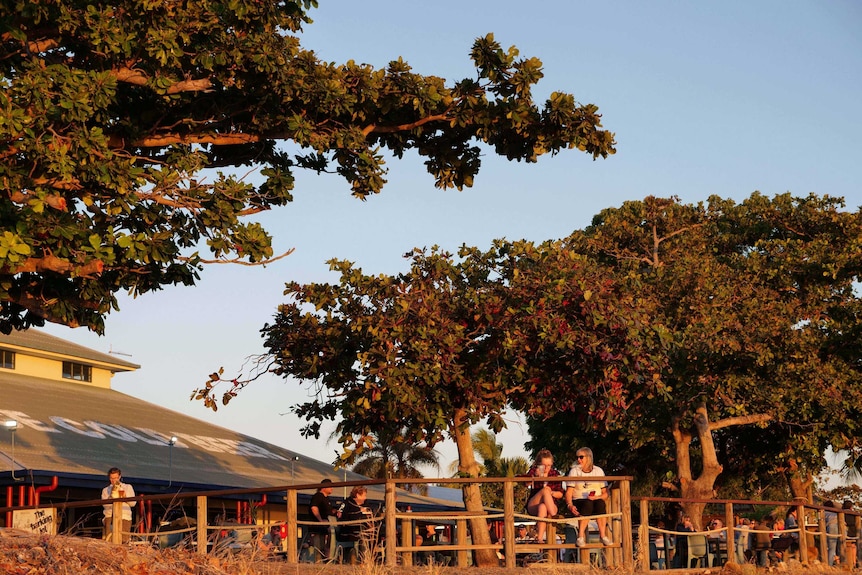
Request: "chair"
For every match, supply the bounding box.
[649,540,666,569]
[687,534,708,568]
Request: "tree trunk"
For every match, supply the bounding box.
[453,408,498,567]
[786,458,813,502]
[673,405,723,529]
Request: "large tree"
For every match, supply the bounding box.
[0,0,615,334]
[511,194,862,525]
[196,244,660,565]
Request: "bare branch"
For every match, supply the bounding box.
[194,247,295,266]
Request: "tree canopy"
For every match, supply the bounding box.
[0,0,615,334]
[521,193,862,518]
[197,192,862,550]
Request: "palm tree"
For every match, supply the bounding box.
[349,427,440,495]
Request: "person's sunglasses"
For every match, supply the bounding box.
[577,455,586,459]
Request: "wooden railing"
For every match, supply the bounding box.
[634,496,862,571]
[1,475,634,569]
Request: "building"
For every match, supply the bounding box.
[0,329,457,535]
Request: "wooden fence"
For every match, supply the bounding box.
[3,476,860,571]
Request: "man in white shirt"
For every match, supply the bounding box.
[101,467,136,543]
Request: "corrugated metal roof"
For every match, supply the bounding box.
[0,367,459,510]
[0,330,139,370]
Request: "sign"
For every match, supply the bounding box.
[12,508,56,535]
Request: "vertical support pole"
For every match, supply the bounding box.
[456,517,468,567]
[546,521,558,563]
[725,502,735,565]
[620,479,634,571]
[798,503,809,565]
[111,501,123,544]
[196,495,208,555]
[503,480,515,568]
[385,480,396,567]
[640,498,651,572]
[401,513,413,566]
[286,488,298,563]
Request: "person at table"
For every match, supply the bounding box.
[524,449,564,543]
[707,518,727,565]
[515,523,533,543]
[564,447,612,547]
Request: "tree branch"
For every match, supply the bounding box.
[709,413,772,431]
[6,255,104,277]
[8,190,68,210]
[363,113,451,136]
[194,247,295,266]
[114,67,214,94]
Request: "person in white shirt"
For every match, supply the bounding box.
[101,467,136,543]
[564,447,612,547]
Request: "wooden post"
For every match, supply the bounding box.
[196,496,207,555]
[503,480,516,568]
[640,498,651,572]
[286,489,297,563]
[620,479,633,571]
[456,517,468,567]
[725,502,735,565]
[401,513,413,566]
[111,501,122,544]
[797,503,809,565]
[384,480,396,567]
[546,521,557,563]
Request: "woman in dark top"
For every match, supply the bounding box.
[337,486,371,563]
[672,515,694,568]
[524,448,564,543]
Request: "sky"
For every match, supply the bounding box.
[44,1,862,482]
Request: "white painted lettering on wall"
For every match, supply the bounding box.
[0,410,287,461]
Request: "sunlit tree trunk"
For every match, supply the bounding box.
[453,408,497,567]
[673,405,723,529]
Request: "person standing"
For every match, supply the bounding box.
[101,467,135,543]
[309,478,336,562]
[564,447,612,547]
[843,500,857,570]
[824,500,840,566]
[524,449,564,543]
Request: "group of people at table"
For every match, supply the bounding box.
[653,500,859,569]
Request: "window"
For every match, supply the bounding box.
[62,361,92,382]
[0,349,14,369]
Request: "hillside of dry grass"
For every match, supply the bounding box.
[0,528,847,575]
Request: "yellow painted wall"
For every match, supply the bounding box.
[2,352,113,389]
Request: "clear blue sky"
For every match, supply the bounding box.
[46,1,862,478]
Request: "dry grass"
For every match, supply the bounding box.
[0,529,852,575]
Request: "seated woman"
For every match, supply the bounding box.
[524,448,564,543]
[565,447,612,547]
[337,486,372,563]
